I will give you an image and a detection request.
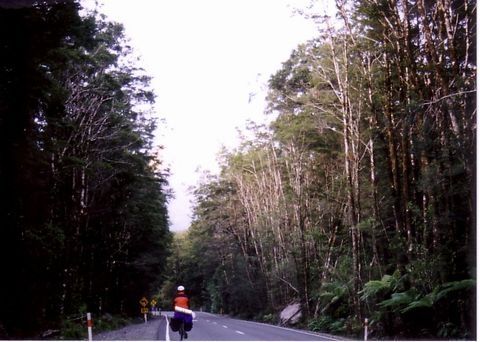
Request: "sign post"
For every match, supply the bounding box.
[150,299,158,316]
[140,297,149,323]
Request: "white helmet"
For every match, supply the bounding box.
[177,285,185,291]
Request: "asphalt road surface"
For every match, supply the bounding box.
[94,311,346,341]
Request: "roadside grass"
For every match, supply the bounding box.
[58,314,135,340]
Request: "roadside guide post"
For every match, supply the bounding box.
[364,318,369,341]
[140,297,149,323]
[86,312,93,341]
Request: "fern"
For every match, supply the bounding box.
[400,294,435,313]
[319,282,348,302]
[360,274,396,301]
[378,289,418,312]
[435,279,475,302]
[398,279,475,314]
[360,280,388,301]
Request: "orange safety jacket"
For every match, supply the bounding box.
[173,291,189,309]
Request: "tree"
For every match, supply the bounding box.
[179,0,475,337]
[0,2,172,337]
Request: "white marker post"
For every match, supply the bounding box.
[364,318,369,341]
[87,312,93,341]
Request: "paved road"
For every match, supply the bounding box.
[94,311,345,341]
[164,311,345,341]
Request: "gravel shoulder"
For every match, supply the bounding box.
[93,316,166,340]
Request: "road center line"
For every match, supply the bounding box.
[235,330,245,335]
[222,325,228,328]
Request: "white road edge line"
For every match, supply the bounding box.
[164,314,170,342]
[235,330,245,335]
[234,319,341,341]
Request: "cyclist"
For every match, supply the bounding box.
[172,285,193,339]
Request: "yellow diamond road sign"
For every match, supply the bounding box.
[150,299,157,306]
[139,297,148,307]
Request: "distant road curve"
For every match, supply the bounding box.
[95,311,348,341]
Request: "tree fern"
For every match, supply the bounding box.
[400,294,435,313]
[360,274,394,301]
[394,279,475,314]
[435,279,475,302]
[378,289,419,312]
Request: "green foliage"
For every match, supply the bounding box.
[360,274,396,301]
[435,279,475,302]
[378,289,419,312]
[59,313,131,340]
[178,0,474,335]
[260,313,277,324]
[0,2,171,337]
[176,1,476,334]
[398,279,475,316]
[308,314,364,337]
[374,279,476,315]
[60,320,87,340]
[400,294,434,314]
[317,282,349,310]
[361,277,475,338]
[92,314,131,334]
[3,0,472,339]
[308,316,347,334]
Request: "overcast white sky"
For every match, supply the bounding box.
[84,0,329,232]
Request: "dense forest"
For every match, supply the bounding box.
[0,1,171,338]
[0,0,476,340]
[167,0,476,339]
